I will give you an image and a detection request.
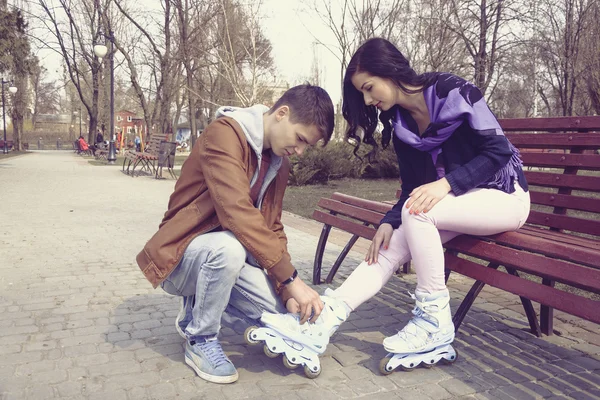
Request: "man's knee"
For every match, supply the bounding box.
[209,232,247,273]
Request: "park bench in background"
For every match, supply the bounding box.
[94,142,108,161]
[155,141,178,180]
[312,116,600,337]
[122,133,168,177]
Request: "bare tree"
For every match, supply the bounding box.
[536,0,593,116]
[30,61,61,127]
[575,0,600,114]
[306,0,409,138]
[444,0,530,94]
[34,0,107,143]
[210,0,274,107]
[1,3,33,150]
[114,0,177,136]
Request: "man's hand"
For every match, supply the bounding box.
[406,178,451,214]
[367,223,393,265]
[286,298,300,313]
[285,278,323,324]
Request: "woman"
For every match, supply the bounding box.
[257,37,530,373]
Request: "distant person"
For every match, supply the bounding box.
[116,131,122,151]
[96,130,103,144]
[134,135,141,152]
[78,135,95,156]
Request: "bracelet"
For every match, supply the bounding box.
[280,269,298,286]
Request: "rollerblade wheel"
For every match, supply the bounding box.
[303,364,321,379]
[282,357,299,370]
[263,345,279,358]
[244,326,260,345]
[441,348,458,364]
[379,357,393,376]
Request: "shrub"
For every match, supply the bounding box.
[289,137,400,185]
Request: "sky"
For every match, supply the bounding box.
[25,0,345,107]
[261,0,343,102]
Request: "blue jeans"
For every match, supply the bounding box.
[160,231,286,339]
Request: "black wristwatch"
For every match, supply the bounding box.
[280,269,298,286]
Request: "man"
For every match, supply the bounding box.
[137,84,335,383]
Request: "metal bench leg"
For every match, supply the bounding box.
[505,267,542,337]
[131,158,143,177]
[452,263,499,333]
[325,233,361,284]
[169,166,177,180]
[540,278,555,336]
[402,262,410,274]
[313,224,333,285]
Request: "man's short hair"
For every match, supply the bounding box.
[269,84,335,145]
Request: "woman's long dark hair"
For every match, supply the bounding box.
[342,38,433,153]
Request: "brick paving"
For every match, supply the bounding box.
[0,151,598,399]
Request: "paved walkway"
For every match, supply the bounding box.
[0,152,599,400]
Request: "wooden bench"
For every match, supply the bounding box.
[0,140,14,151]
[122,134,167,177]
[312,116,600,337]
[155,141,178,180]
[94,142,108,160]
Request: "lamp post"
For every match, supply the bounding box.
[1,79,18,154]
[93,30,116,164]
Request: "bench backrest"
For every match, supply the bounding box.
[502,117,600,239]
[144,134,168,155]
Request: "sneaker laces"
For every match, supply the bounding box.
[196,339,230,367]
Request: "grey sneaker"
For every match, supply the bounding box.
[185,338,238,384]
[176,296,194,339]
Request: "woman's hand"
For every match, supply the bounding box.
[406,178,451,214]
[366,223,393,265]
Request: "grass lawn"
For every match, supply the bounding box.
[283,178,400,219]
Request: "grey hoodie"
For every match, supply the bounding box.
[214,105,283,209]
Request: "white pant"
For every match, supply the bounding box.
[334,184,530,310]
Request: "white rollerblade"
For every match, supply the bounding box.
[244,292,349,379]
[379,288,458,375]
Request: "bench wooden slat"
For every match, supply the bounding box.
[518,226,600,250]
[489,230,600,267]
[444,236,600,292]
[445,253,600,324]
[524,171,600,192]
[500,116,600,132]
[527,210,600,236]
[520,153,600,170]
[330,192,394,214]
[506,133,600,148]
[529,191,600,213]
[312,210,376,240]
[317,199,384,225]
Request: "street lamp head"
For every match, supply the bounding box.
[8,86,17,94]
[94,44,108,61]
